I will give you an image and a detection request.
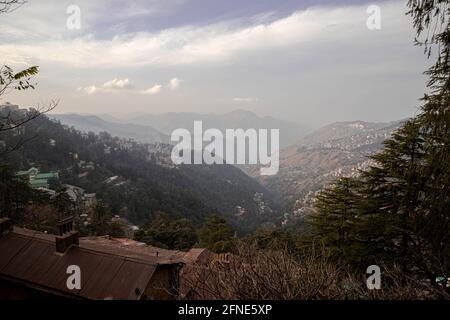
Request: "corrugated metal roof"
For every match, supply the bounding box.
[29,179,49,188]
[0,228,183,300]
[80,236,186,262]
[34,172,58,179]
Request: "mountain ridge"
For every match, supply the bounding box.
[243,118,405,222]
[50,113,169,144]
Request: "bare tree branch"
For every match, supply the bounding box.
[181,243,446,300]
[0,0,26,13]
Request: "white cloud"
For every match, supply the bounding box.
[78,85,99,95]
[102,78,133,90]
[168,78,181,90]
[232,97,261,103]
[78,78,133,94]
[79,78,177,95]
[141,84,162,95]
[0,2,409,68]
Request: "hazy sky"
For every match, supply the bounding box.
[0,0,431,128]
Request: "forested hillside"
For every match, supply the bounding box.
[1,111,278,232]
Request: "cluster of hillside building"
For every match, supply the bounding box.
[0,102,24,113]
[15,167,97,208]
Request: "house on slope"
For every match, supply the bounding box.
[16,167,59,189]
[0,218,183,300]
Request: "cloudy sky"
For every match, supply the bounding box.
[0,0,431,128]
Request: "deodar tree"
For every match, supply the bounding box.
[309,0,449,294]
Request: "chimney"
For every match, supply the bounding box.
[55,216,79,254]
[0,218,13,236]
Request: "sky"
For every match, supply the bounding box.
[0,0,432,128]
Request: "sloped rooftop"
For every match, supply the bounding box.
[0,227,183,300]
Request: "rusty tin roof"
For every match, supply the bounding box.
[0,228,182,300]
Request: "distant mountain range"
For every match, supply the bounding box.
[52,110,307,148]
[50,114,169,144]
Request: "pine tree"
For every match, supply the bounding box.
[308,177,364,264]
[134,212,198,250]
[309,1,449,289]
[89,202,112,236]
[52,188,74,220]
[198,215,235,253]
[404,0,450,283]
[356,120,426,269]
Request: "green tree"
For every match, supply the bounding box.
[134,212,197,250]
[109,220,127,238]
[309,1,450,291]
[0,164,35,221]
[248,227,298,252]
[198,215,235,253]
[407,0,450,282]
[89,203,112,236]
[52,188,74,220]
[308,177,366,264]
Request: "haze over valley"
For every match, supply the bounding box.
[49,108,405,227]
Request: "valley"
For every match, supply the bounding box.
[246,120,404,225]
[47,109,405,228]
